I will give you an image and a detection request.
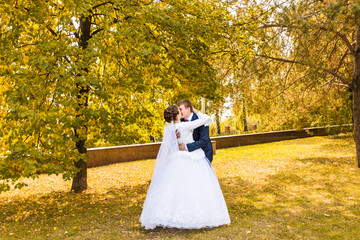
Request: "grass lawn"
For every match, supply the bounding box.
[0,133,359,239]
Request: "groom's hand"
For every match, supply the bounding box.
[179,143,186,151]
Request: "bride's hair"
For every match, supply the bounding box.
[164,105,179,123]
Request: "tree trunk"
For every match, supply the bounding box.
[354,82,360,168]
[71,84,90,192]
[71,15,91,192]
[71,137,88,192]
[243,98,248,132]
[353,26,360,168]
[215,109,221,134]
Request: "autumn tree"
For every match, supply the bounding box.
[205,1,268,134]
[229,1,355,151]
[0,0,230,192]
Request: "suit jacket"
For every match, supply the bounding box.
[184,113,213,162]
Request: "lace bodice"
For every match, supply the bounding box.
[175,112,211,145]
[173,112,211,159]
[175,122,195,145]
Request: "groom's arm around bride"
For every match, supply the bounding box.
[177,99,214,163]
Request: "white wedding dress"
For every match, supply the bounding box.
[140,113,230,229]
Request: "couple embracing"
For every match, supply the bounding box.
[140,100,231,229]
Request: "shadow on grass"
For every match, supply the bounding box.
[296,156,355,165]
[218,157,360,239]
[0,182,225,239]
[317,134,355,153]
[1,155,360,239]
[326,132,353,139]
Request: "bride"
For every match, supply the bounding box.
[140,104,231,229]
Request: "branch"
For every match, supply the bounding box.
[327,49,350,84]
[260,18,355,54]
[257,54,351,87]
[209,50,231,55]
[336,49,350,73]
[17,43,37,48]
[315,35,337,63]
[328,38,341,60]
[46,26,58,37]
[233,1,289,28]
[268,72,311,100]
[46,26,71,63]
[321,68,351,87]
[92,1,114,9]
[259,24,290,29]
[257,54,304,65]
[319,26,354,54]
[336,31,354,54]
[63,56,71,64]
[91,28,103,37]
[90,16,131,37]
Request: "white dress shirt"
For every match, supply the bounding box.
[186,113,194,122]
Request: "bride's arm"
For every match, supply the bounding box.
[183,112,212,130]
[184,112,211,153]
[195,112,211,125]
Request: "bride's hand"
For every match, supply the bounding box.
[176,129,181,139]
[179,143,186,151]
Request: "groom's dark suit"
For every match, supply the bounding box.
[184,113,213,162]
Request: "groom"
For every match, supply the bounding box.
[177,99,213,163]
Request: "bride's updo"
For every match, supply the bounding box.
[164,105,179,123]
